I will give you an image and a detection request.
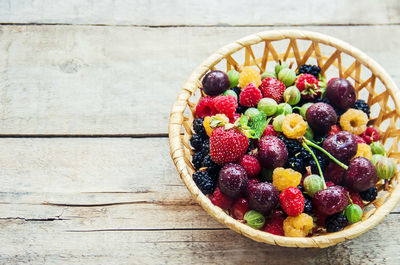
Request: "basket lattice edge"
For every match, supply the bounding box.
[168,30,400,248]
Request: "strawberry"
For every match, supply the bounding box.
[259,77,285,103]
[210,126,248,165]
[296,74,321,100]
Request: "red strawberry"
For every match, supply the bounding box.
[239,83,262,107]
[262,124,277,138]
[196,97,217,118]
[238,155,261,178]
[328,124,341,136]
[279,187,305,217]
[210,187,233,209]
[361,126,379,144]
[296,74,321,100]
[214,95,238,118]
[232,198,249,220]
[210,126,248,165]
[259,77,285,103]
[264,210,284,236]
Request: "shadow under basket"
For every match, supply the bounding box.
[168,30,400,248]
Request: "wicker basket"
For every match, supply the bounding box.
[168,30,400,248]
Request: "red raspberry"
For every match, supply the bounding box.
[210,187,233,209]
[344,188,364,209]
[361,126,379,144]
[262,124,277,138]
[326,181,335,188]
[238,155,261,178]
[248,178,260,188]
[230,113,241,123]
[239,83,262,107]
[232,198,249,220]
[328,124,341,136]
[355,135,366,144]
[279,187,305,217]
[259,77,285,103]
[196,97,216,118]
[213,95,238,118]
[296,74,320,100]
[264,210,284,236]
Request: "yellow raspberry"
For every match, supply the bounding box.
[282,113,307,139]
[239,67,261,88]
[340,109,368,135]
[272,167,302,191]
[353,143,372,160]
[203,114,229,137]
[283,213,314,237]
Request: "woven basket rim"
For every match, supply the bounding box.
[169,29,400,248]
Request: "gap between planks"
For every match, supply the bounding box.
[0,133,169,138]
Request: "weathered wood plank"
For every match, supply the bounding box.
[0,0,398,26]
[0,215,399,264]
[0,25,398,134]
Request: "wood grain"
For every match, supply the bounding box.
[0,0,398,26]
[0,25,399,135]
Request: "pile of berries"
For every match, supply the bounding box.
[189,62,394,237]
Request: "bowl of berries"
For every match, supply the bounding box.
[169,30,400,248]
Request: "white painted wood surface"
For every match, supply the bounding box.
[0,0,399,264]
[0,25,399,134]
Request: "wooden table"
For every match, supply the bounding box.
[0,1,399,264]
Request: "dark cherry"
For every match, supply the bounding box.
[218,164,248,198]
[323,131,358,163]
[312,186,349,215]
[306,103,338,134]
[202,70,230,96]
[247,182,279,215]
[344,157,378,192]
[258,136,288,169]
[324,162,346,185]
[325,78,356,110]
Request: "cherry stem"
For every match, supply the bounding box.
[347,192,354,206]
[301,140,327,189]
[302,137,349,170]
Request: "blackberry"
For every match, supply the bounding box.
[303,197,313,215]
[193,118,207,137]
[259,167,273,183]
[360,187,377,202]
[316,97,330,104]
[297,185,305,192]
[278,135,303,156]
[193,170,215,194]
[353,99,370,118]
[190,134,204,150]
[246,138,257,153]
[313,134,327,144]
[201,139,210,156]
[231,86,241,97]
[192,152,204,170]
[286,156,305,174]
[202,154,221,178]
[298,147,313,162]
[297,64,321,79]
[236,103,248,114]
[325,213,348,232]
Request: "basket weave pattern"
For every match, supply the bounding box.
[169,30,400,248]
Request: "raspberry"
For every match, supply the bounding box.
[190,134,205,150]
[264,211,285,236]
[360,187,377,202]
[353,143,372,160]
[272,167,302,191]
[325,213,348,232]
[344,188,364,209]
[340,108,368,135]
[295,74,320,100]
[192,152,204,170]
[259,77,285,103]
[262,124,277,138]
[230,113,242,123]
[361,127,379,144]
[193,118,207,137]
[325,181,335,187]
[279,187,305,216]
[210,127,248,165]
[297,64,321,79]
[328,124,341,136]
[232,198,249,220]
[196,97,217,119]
[193,170,215,194]
[247,178,261,188]
[282,113,307,139]
[213,95,238,118]
[210,187,233,209]
[353,99,370,118]
[238,155,261,178]
[238,67,261,88]
[239,83,262,107]
[355,135,366,144]
[283,213,313,237]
